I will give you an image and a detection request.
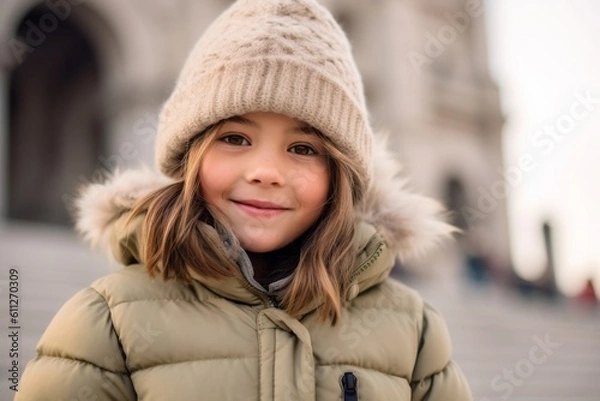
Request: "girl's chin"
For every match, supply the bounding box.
[238,234,291,254]
[234,228,288,253]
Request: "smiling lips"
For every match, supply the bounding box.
[233,199,290,218]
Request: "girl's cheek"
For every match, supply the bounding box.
[297,169,329,200]
[199,168,219,202]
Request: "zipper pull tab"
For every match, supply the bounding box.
[341,372,358,401]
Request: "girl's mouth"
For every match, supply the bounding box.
[233,200,289,217]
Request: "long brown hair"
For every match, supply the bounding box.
[129,120,365,323]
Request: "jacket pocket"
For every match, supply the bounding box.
[341,371,359,401]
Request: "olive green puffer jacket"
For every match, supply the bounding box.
[17,141,472,400]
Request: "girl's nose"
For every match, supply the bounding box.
[245,159,285,186]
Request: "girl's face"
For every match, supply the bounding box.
[200,112,330,253]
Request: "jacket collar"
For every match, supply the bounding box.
[110,210,393,309]
[189,221,395,310]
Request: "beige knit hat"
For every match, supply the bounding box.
[156,0,373,188]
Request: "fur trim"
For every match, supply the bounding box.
[357,135,458,261]
[74,135,456,260]
[74,168,171,250]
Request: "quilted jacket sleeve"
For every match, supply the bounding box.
[15,287,136,400]
[410,303,472,401]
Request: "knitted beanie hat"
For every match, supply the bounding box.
[156,0,373,188]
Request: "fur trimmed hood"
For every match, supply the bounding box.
[75,135,456,263]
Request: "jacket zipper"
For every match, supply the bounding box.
[341,372,358,401]
[235,271,273,308]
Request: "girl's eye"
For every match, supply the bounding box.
[221,134,250,146]
[289,144,317,156]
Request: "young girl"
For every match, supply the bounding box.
[17,0,472,399]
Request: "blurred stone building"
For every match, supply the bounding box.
[0,0,510,277]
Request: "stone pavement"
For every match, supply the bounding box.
[1,223,599,400]
[404,273,600,401]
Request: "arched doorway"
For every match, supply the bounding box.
[8,3,106,226]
